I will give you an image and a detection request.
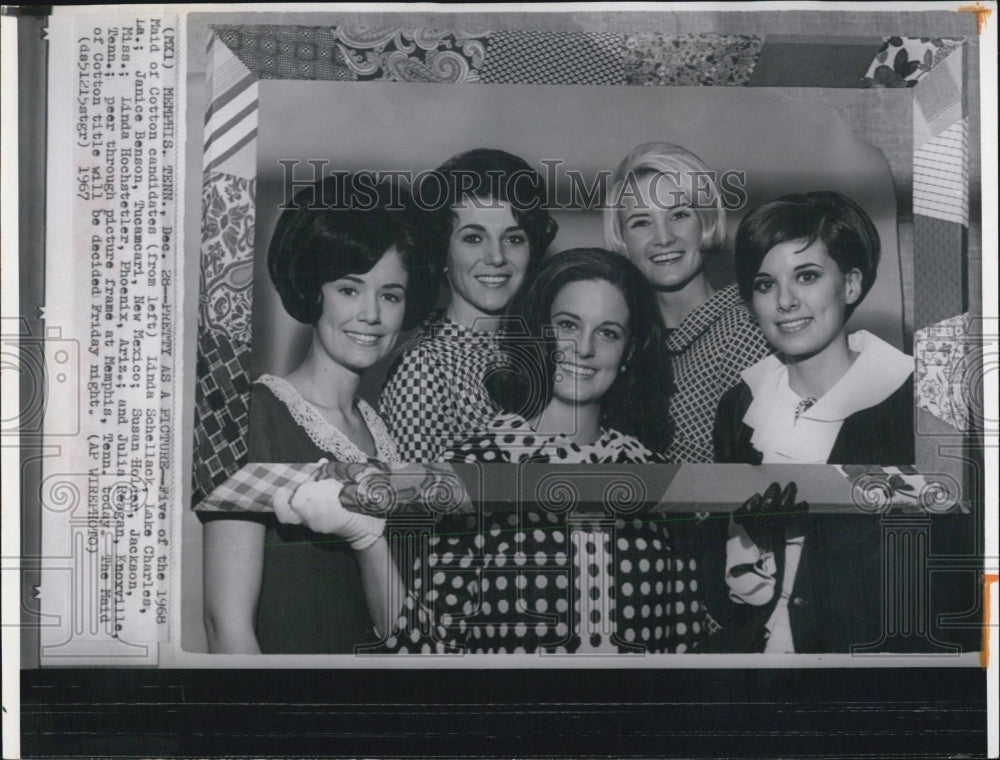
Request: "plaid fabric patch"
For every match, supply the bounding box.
[664,284,772,463]
[191,328,252,505]
[196,462,321,513]
[195,461,473,515]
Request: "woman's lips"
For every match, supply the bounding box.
[474,274,512,288]
[648,251,686,264]
[557,362,598,378]
[774,317,813,333]
[344,331,383,346]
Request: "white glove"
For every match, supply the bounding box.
[273,477,385,551]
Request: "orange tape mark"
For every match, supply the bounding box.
[982,573,998,668]
[959,2,992,35]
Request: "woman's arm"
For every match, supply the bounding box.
[274,476,405,638]
[202,517,266,653]
[354,537,406,638]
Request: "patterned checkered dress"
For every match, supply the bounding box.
[379,314,503,463]
[665,284,771,463]
[381,418,708,654]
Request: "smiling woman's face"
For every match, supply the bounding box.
[549,279,631,408]
[445,200,531,328]
[314,246,408,373]
[620,172,704,291]
[751,238,861,362]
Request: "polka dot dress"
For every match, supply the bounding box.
[382,415,707,654]
[443,412,668,465]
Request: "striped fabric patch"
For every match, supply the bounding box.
[571,525,617,653]
[203,32,259,178]
[913,118,969,227]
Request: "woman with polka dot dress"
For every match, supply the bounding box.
[383,249,709,654]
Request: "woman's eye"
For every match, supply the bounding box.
[555,320,578,332]
[797,270,821,284]
[670,210,690,221]
[381,292,402,304]
[337,286,358,297]
[599,328,623,341]
[627,218,650,229]
[752,279,773,294]
[505,233,527,246]
[460,233,483,244]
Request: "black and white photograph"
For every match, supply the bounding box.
[3,3,997,758]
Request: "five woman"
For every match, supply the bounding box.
[203,143,916,655]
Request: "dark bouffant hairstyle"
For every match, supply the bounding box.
[734,191,881,319]
[485,247,673,455]
[418,148,559,274]
[267,175,439,330]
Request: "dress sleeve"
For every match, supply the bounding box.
[713,381,759,464]
[379,344,456,464]
[248,383,281,462]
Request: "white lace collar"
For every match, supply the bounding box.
[256,374,401,463]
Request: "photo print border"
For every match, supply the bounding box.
[188,20,986,657]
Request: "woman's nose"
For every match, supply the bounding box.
[653,217,676,245]
[484,238,507,266]
[357,292,381,323]
[576,330,596,358]
[776,282,799,311]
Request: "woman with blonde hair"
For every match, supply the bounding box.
[604,142,770,462]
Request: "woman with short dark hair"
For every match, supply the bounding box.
[715,190,913,465]
[201,176,437,654]
[703,192,915,654]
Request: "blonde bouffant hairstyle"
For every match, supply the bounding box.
[603,142,728,258]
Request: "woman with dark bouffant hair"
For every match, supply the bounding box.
[201,176,437,654]
[379,148,558,462]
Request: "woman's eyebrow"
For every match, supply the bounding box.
[381,282,406,290]
[550,310,581,321]
[624,210,651,222]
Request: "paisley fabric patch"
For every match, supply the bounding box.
[211,24,489,82]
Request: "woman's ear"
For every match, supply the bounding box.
[844,268,863,306]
